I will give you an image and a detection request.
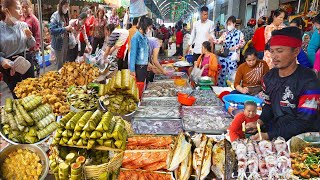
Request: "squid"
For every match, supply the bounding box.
[237,154,247,180]
[247,154,261,180]
[265,155,279,180]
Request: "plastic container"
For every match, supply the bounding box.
[222,94,263,110]
[174,79,187,87]
[177,92,196,106]
[136,82,145,99]
[185,55,193,64]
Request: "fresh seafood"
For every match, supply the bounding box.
[122,151,169,171]
[118,170,172,180]
[140,97,180,107]
[193,135,208,177]
[134,106,180,119]
[100,94,138,115]
[126,136,173,150]
[291,147,320,179]
[211,139,236,179]
[182,106,232,132]
[193,90,223,106]
[247,154,260,180]
[200,139,214,180]
[232,138,291,179]
[154,72,188,81]
[174,150,192,180]
[167,133,192,171]
[132,119,182,134]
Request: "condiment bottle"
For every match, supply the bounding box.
[257,103,262,111]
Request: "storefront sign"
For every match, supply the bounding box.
[257,0,267,19]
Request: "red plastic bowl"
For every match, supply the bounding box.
[177,92,196,106]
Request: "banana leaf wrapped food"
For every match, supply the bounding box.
[95,112,113,132]
[17,102,34,126]
[74,111,93,131]
[29,103,51,122]
[96,139,104,146]
[13,103,27,127]
[62,129,73,137]
[37,121,59,139]
[5,98,13,113]
[103,140,114,148]
[83,110,102,131]
[98,84,105,96]
[59,137,69,145]
[21,95,42,111]
[80,131,91,139]
[114,71,122,89]
[109,76,116,92]
[87,139,96,149]
[58,162,70,180]
[89,131,102,139]
[52,137,61,145]
[121,69,131,90]
[76,156,86,165]
[111,118,125,140]
[55,128,64,138]
[7,113,18,131]
[1,108,9,124]
[14,115,25,131]
[36,113,56,130]
[71,131,81,140]
[2,124,10,135]
[70,162,82,175]
[24,134,38,144]
[66,111,85,130]
[59,111,76,127]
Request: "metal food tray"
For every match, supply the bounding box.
[133,106,181,119]
[142,86,193,98]
[193,90,224,106]
[181,106,233,134]
[132,118,182,135]
[154,72,189,81]
[140,97,180,107]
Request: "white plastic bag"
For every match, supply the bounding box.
[190,66,204,82]
[230,51,239,62]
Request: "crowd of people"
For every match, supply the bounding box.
[0,0,319,141]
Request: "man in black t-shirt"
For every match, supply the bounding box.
[246,27,320,141]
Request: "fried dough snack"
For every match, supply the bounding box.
[60,62,99,86]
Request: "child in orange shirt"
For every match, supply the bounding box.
[228,101,260,142]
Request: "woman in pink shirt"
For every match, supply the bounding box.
[20,0,40,76]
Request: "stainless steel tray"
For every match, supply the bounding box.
[154,72,189,81]
[193,90,224,106]
[133,106,181,119]
[181,106,232,134]
[140,97,180,107]
[132,118,182,135]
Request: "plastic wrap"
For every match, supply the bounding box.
[132,118,182,134]
[140,97,180,107]
[133,106,180,119]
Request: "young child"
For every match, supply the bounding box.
[228,101,260,142]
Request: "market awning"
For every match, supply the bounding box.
[153,0,207,22]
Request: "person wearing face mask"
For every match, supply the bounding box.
[130,16,153,82]
[20,0,40,77]
[0,0,36,98]
[263,9,287,69]
[209,16,245,87]
[67,12,91,62]
[50,0,73,70]
[252,16,267,59]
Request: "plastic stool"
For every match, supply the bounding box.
[136,82,145,99]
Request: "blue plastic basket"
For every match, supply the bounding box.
[222,94,263,110]
[37,54,51,68]
[185,55,193,64]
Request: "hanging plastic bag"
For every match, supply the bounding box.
[230,51,239,62]
[190,66,205,82]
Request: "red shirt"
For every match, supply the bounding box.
[251,26,265,52]
[80,18,92,42]
[21,14,40,50]
[176,31,183,44]
[228,112,260,142]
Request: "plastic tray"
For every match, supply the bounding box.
[132,118,182,135]
[154,72,189,81]
[181,106,233,134]
[193,90,224,106]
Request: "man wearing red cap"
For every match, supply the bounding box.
[246,27,320,141]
